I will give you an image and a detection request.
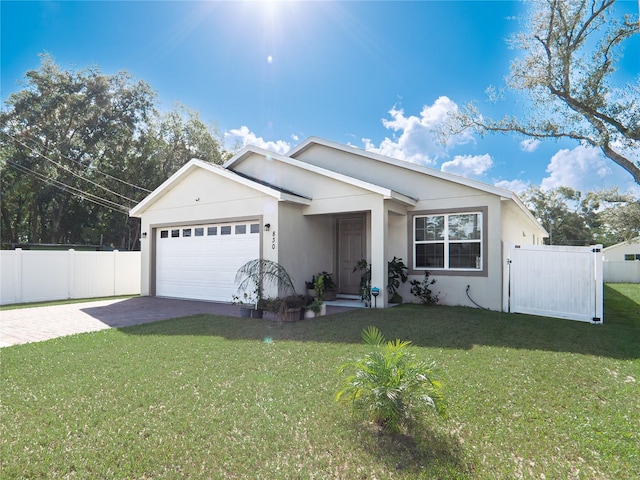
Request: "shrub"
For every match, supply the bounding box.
[353,259,371,303]
[410,271,439,305]
[387,256,408,297]
[336,326,445,433]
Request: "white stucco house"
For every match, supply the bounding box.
[603,237,640,283]
[603,237,640,262]
[130,137,548,310]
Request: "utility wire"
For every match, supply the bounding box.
[5,159,130,214]
[7,129,153,193]
[2,130,152,195]
[4,132,141,203]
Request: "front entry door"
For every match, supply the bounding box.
[337,216,365,295]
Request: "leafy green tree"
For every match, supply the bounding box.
[521,186,593,245]
[1,54,156,247]
[520,185,639,246]
[582,188,640,243]
[1,54,227,249]
[446,0,640,185]
[336,326,445,433]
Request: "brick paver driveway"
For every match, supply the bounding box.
[0,296,354,347]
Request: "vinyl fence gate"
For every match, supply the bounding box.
[503,242,603,324]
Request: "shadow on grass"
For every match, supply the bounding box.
[350,419,472,479]
[83,285,639,360]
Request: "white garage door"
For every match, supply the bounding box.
[156,221,260,302]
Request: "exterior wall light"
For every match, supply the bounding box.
[264,223,271,232]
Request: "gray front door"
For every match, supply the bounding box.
[337,216,365,295]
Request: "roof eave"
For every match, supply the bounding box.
[130,158,310,217]
[129,159,203,217]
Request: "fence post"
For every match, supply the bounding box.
[15,248,23,304]
[113,250,119,296]
[68,249,75,300]
[593,245,603,324]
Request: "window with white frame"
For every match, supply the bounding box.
[624,254,640,261]
[414,212,482,270]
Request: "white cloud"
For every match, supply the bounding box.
[520,139,541,152]
[541,145,640,195]
[224,126,291,155]
[494,179,530,194]
[541,145,612,191]
[440,154,493,179]
[362,97,472,166]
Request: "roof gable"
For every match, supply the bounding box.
[288,136,546,234]
[130,159,310,217]
[289,136,514,197]
[603,236,640,251]
[225,145,417,206]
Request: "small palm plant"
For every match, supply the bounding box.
[336,326,445,433]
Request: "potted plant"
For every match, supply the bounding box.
[231,291,261,318]
[387,256,409,304]
[280,295,305,322]
[311,296,326,316]
[318,271,337,301]
[235,259,296,318]
[262,296,282,320]
[305,276,316,297]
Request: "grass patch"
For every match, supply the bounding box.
[0,295,138,311]
[1,285,638,478]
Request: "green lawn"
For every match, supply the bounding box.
[1,284,638,479]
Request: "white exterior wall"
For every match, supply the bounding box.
[409,195,504,310]
[0,249,140,305]
[293,143,544,311]
[138,168,275,296]
[276,202,334,294]
[234,154,399,304]
[603,239,640,261]
[132,141,547,311]
[388,211,411,301]
[501,200,546,246]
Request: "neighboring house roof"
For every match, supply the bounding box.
[603,237,640,251]
[224,145,418,207]
[129,158,311,217]
[287,136,547,235]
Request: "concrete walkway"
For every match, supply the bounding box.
[0,296,355,348]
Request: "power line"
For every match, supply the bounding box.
[2,130,152,195]
[12,130,153,193]
[6,159,129,214]
[3,132,141,203]
[5,159,130,214]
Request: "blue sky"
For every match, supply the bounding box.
[2,0,639,195]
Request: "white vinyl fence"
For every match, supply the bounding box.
[0,249,141,305]
[603,261,640,283]
[503,242,603,324]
